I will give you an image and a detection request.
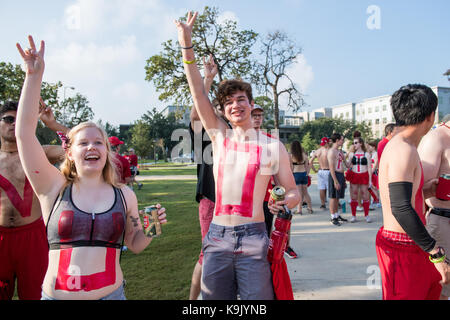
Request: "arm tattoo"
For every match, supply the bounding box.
[130,216,139,228]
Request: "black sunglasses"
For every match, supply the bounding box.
[1,116,16,124]
[353,141,360,144]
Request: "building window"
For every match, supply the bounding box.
[345,112,349,118]
[368,108,372,113]
[383,117,387,124]
[375,119,380,124]
[375,106,379,112]
[356,110,360,116]
[383,105,387,111]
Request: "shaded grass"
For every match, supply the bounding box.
[121,179,200,300]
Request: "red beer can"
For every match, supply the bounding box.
[436,174,450,201]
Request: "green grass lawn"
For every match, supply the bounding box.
[121,179,200,300]
[139,166,196,176]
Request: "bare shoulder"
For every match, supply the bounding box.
[385,137,420,182]
[119,184,138,210]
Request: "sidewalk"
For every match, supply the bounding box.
[286,174,382,300]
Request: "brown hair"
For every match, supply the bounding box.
[290,140,304,164]
[216,79,253,110]
[59,122,121,188]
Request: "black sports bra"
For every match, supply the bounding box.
[46,184,127,250]
[351,154,368,166]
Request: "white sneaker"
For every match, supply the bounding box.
[369,204,376,210]
[376,203,382,208]
[365,216,372,223]
[350,216,356,223]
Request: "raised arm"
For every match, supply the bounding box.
[175,11,227,136]
[39,97,70,134]
[15,36,65,197]
[190,54,218,130]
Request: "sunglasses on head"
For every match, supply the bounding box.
[1,116,15,124]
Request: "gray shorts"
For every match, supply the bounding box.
[201,222,274,300]
[328,171,346,199]
[426,209,450,297]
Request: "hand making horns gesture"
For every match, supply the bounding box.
[174,11,198,48]
[16,35,45,76]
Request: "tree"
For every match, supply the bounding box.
[57,93,94,127]
[255,31,306,129]
[141,108,187,160]
[129,120,152,160]
[97,119,119,137]
[301,132,318,154]
[298,117,373,145]
[145,6,259,108]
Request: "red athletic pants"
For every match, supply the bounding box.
[0,218,49,300]
[375,227,442,300]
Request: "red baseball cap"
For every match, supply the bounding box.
[109,136,124,146]
[320,137,330,146]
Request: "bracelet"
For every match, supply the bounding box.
[181,45,194,50]
[183,59,196,65]
[429,254,446,264]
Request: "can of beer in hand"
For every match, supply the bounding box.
[436,174,450,201]
[270,186,286,202]
[143,206,162,237]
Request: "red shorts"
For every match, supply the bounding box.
[198,198,215,265]
[375,227,442,300]
[345,170,369,185]
[0,218,49,300]
[372,172,379,189]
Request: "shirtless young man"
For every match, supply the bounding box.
[418,115,450,300]
[327,133,348,226]
[376,84,450,300]
[175,12,300,300]
[0,101,65,300]
[310,137,331,209]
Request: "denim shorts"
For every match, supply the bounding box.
[293,171,308,185]
[41,281,126,300]
[201,222,274,300]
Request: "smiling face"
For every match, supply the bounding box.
[223,90,253,126]
[67,126,108,176]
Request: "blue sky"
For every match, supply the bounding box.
[1,0,449,126]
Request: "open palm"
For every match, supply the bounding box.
[16,35,45,76]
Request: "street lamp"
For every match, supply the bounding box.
[63,86,75,125]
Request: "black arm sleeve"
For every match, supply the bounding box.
[388,182,436,252]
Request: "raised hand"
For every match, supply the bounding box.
[203,54,218,80]
[16,35,45,76]
[174,11,198,47]
[38,97,56,125]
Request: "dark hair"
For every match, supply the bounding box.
[217,79,253,110]
[0,101,18,116]
[330,132,342,143]
[384,123,396,136]
[368,140,377,148]
[353,130,361,138]
[390,84,437,126]
[291,140,304,164]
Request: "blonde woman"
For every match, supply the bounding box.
[15,36,167,300]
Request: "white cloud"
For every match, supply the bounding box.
[45,35,141,82]
[217,11,240,25]
[287,54,314,93]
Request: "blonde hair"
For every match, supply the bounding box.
[59,122,121,188]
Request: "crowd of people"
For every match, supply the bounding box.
[0,11,449,301]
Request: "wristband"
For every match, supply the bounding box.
[429,255,446,264]
[181,45,194,50]
[183,59,196,65]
